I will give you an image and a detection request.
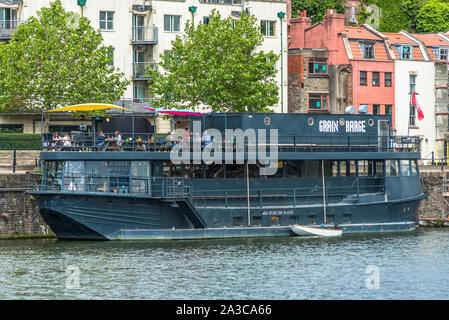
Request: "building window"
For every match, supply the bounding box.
[440,48,448,60]
[372,72,380,86]
[134,85,147,99]
[0,8,18,30]
[410,74,416,93]
[373,104,380,115]
[433,47,448,60]
[385,72,392,87]
[360,42,375,59]
[400,46,412,59]
[308,58,327,75]
[385,105,392,115]
[164,15,181,32]
[0,124,23,133]
[360,71,367,86]
[203,16,210,24]
[107,47,114,67]
[261,20,275,36]
[99,11,114,31]
[308,93,328,111]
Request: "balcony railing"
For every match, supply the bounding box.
[0,20,22,38]
[133,62,158,79]
[131,26,158,44]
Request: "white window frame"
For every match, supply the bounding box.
[260,20,276,37]
[164,15,181,32]
[99,11,114,31]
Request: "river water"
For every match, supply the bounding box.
[0,228,448,300]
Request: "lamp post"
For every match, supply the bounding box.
[189,6,197,25]
[277,12,285,113]
[77,0,86,17]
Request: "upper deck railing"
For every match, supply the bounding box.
[38,132,421,153]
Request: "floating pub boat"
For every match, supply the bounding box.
[29,104,427,240]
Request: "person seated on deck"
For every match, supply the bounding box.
[165,131,176,149]
[51,133,62,150]
[113,130,122,150]
[203,130,211,147]
[95,131,106,150]
[135,136,146,151]
[182,128,190,142]
[61,133,72,150]
[193,132,202,145]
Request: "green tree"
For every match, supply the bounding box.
[415,0,449,32]
[0,0,129,114]
[291,0,344,24]
[148,10,279,113]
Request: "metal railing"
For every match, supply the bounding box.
[36,173,386,208]
[131,26,158,44]
[0,20,22,37]
[40,132,421,153]
[132,62,158,79]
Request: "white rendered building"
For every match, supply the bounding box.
[0,0,287,133]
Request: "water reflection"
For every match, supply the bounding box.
[0,229,448,299]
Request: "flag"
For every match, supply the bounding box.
[411,91,424,121]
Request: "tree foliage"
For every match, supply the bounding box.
[148,10,279,113]
[0,0,129,113]
[291,0,344,24]
[415,0,449,32]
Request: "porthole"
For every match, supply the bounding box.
[339,118,345,126]
[368,119,374,126]
[308,118,314,126]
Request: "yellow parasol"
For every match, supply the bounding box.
[47,103,129,112]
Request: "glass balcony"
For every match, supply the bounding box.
[0,20,22,39]
[133,62,158,79]
[131,26,158,44]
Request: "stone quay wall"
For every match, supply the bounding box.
[0,173,53,239]
[0,168,446,239]
[0,150,41,171]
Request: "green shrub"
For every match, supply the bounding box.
[0,133,41,150]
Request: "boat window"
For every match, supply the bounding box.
[270,216,280,225]
[163,161,183,177]
[326,215,334,224]
[63,161,85,192]
[331,161,338,177]
[45,161,64,191]
[184,164,204,178]
[252,216,262,225]
[131,161,150,194]
[339,161,348,176]
[400,160,411,176]
[349,161,357,177]
[375,160,385,176]
[285,161,298,178]
[411,160,418,176]
[260,161,283,178]
[109,161,130,193]
[86,161,108,193]
[358,160,375,176]
[304,160,320,177]
[225,164,244,178]
[206,164,224,178]
[248,164,260,178]
[386,160,398,176]
[323,160,333,177]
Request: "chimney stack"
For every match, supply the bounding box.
[289,10,311,49]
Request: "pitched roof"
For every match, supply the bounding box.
[412,33,449,47]
[382,32,424,60]
[344,26,384,41]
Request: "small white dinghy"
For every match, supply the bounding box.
[290,224,343,237]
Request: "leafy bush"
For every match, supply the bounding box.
[0,133,41,150]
